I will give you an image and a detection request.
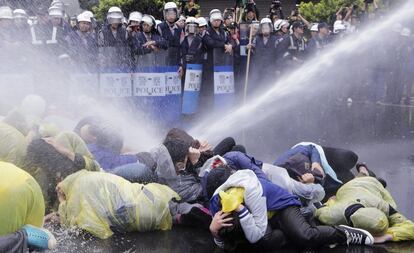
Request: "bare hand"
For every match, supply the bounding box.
[44,212,60,224]
[178,66,184,79]
[299,173,315,184]
[224,44,233,55]
[210,211,233,238]
[188,147,201,165]
[246,43,253,50]
[43,138,75,161]
[311,162,325,177]
[374,234,393,243]
[199,140,212,152]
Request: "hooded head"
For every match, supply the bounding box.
[350,207,389,236]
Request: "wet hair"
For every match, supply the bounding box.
[164,128,199,148]
[25,138,78,179]
[205,167,232,199]
[218,212,245,250]
[74,116,124,153]
[163,138,190,165]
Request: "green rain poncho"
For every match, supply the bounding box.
[0,161,45,235]
[58,170,180,239]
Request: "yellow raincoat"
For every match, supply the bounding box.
[0,161,45,235]
[58,170,180,239]
[316,176,414,241]
[0,122,28,167]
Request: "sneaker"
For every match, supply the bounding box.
[22,225,57,250]
[339,225,374,246]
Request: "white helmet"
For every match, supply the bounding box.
[142,14,154,27]
[401,27,411,37]
[164,2,178,10]
[333,22,346,34]
[186,16,197,24]
[107,6,123,23]
[209,9,223,22]
[51,0,64,9]
[164,2,179,21]
[274,19,289,31]
[48,6,64,18]
[310,23,318,32]
[196,17,207,27]
[82,11,94,19]
[260,17,272,25]
[77,12,91,23]
[0,6,13,19]
[13,9,28,19]
[128,11,142,23]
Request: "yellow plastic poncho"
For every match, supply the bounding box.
[316,176,414,241]
[54,131,100,171]
[0,161,45,235]
[0,122,28,167]
[220,187,245,213]
[58,170,180,239]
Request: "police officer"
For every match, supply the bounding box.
[67,12,98,69]
[201,9,233,109]
[134,14,167,56]
[276,21,307,67]
[12,9,31,43]
[98,7,130,67]
[127,11,143,39]
[307,22,330,55]
[157,2,183,66]
[0,6,14,44]
[179,17,203,79]
[247,18,278,90]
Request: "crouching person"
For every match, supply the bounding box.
[55,170,211,239]
[206,168,374,251]
[316,175,414,243]
[0,161,56,252]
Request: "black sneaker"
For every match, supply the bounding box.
[339,225,374,246]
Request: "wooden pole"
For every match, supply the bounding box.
[243,24,254,105]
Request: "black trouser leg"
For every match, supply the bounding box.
[253,225,288,251]
[213,137,236,156]
[323,146,357,183]
[270,206,346,249]
[0,230,28,253]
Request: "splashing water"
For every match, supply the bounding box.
[190,0,414,143]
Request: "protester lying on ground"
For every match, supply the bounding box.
[207,151,325,216]
[53,170,211,239]
[0,161,57,252]
[206,168,375,251]
[151,128,245,203]
[316,168,414,243]
[74,116,158,183]
[24,131,100,211]
[274,142,386,199]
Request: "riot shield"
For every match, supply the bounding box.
[182,64,203,115]
[132,50,166,122]
[162,47,182,124]
[213,48,235,111]
[99,46,132,98]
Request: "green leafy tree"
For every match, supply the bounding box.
[299,0,364,24]
[91,0,169,21]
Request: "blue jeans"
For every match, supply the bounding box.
[111,163,157,184]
